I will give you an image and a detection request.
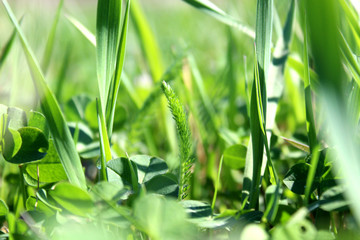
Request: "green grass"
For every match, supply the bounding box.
[0,0,360,239]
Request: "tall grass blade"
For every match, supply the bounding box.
[65,15,97,46]
[266,0,294,137]
[0,17,22,70]
[162,81,194,200]
[182,0,255,39]
[105,0,130,138]
[260,1,295,184]
[96,98,111,182]
[211,155,223,211]
[96,0,121,111]
[187,53,218,130]
[255,44,278,185]
[131,0,164,81]
[339,0,360,44]
[130,0,177,154]
[54,45,71,100]
[41,0,63,74]
[348,80,360,128]
[302,15,317,153]
[286,56,320,93]
[304,146,320,205]
[65,16,140,110]
[243,0,273,210]
[1,0,86,189]
[339,32,360,86]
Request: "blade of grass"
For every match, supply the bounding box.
[348,80,360,128]
[243,0,273,210]
[281,137,310,153]
[187,53,218,130]
[105,0,131,138]
[65,15,97,46]
[286,56,320,93]
[64,16,140,110]
[304,146,320,205]
[130,0,177,154]
[211,155,223,212]
[244,55,251,118]
[41,0,63,74]
[262,184,280,223]
[96,0,121,111]
[54,45,71,101]
[339,0,360,45]
[339,31,360,86]
[0,17,23,70]
[130,0,164,81]
[260,1,295,185]
[254,45,278,185]
[2,0,86,189]
[182,0,255,39]
[265,0,294,137]
[96,98,111,182]
[302,15,317,153]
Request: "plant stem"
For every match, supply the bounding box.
[18,165,27,209]
[211,155,224,212]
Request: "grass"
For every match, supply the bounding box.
[0,0,360,239]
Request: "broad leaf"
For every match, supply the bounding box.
[145,173,178,197]
[7,127,48,164]
[134,194,196,239]
[23,139,67,185]
[223,144,247,169]
[283,163,319,195]
[131,155,169,184]
[320,186,350,212]
[48,182,94,217]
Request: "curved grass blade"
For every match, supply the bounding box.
[187,53,218,131]
[54,45,71,100]
[131,0,164,81]
[286,56,320,93]
[182,0,255,39]
[130,0,177,154]
[1,0,86,190]
[0,17,23,70]
[339,0,360,44]
[339,31,360,86]
[65,15,97,46]
[41,0,63,74]
[105,0,131,138]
